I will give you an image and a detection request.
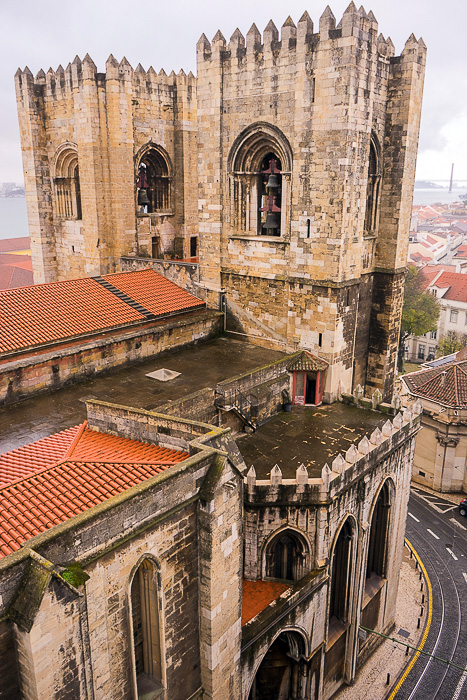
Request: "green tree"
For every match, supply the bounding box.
[401,266,440,336]
[437,331,467,357]
[398,266,440,371]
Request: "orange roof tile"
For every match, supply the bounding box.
[0,458,185,557]
[430,271,467,301]
[102,269,204,317]
[0,270,205,355]
[0,425,81,488]
[0,423,189,557]
[242,579,290,626]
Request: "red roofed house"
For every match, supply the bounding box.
[405,267,467,364]
[402,357,467,492]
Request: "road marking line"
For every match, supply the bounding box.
[462,573,467,584]
[388,539,432,699]
[408,512,420,522]
[450,518,467,531]
[447,548,459,561]
[427,529,440,540]
[453,669,467,700]
[434,503,456,510]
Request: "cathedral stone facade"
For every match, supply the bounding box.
[15,3,426,404]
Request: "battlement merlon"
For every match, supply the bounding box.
[244,405,421,503]
[15,54,196,104]
[196,7,425,68]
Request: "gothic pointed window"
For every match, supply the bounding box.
[228,123,292,238]
[366,482,391,578]
[130,559,164,699]
[265,530,308,581]
[136,148,171,214]
[329,519,353,623]
[54,146,81,220]
[364,138,381,234]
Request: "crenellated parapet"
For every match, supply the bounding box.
[244,401,421,502]
[15,54,196,105]
[196,4,425,69]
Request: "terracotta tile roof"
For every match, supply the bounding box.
[102,269,204,317]
[0,270,204,355]
[287,351,329,372]
[403,360,467,407]
[0,422,188,557]
[242,579,290,626]
[0,425,81,488]
[431,271,467,301]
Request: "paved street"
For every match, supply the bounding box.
[399,489,467,700]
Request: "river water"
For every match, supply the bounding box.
[0,187,466,242]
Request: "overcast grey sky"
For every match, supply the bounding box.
[1,0,466,183]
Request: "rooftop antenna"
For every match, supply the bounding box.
[449,163,454,192]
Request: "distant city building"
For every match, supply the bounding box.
[402,353,467,492]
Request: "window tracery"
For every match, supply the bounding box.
[54,146,81,220]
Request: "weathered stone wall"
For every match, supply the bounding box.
[15,59,198,283]
[241,407,419,699]
[120,256,200,296]
[197,8,426,402]
[0,413,245,700]
[0,309,222,406]
[0,621,20,699]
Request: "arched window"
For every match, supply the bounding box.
[136,147,171,214]
[130,558,163,698]
[248,631,306,700]
[329,519,353,623]
[364,138,381,234]
[228,123,292,238]
[54,146,81,220]
[366,482,391,578]
[265,529,308,581]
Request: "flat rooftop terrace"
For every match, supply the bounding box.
[237,403,388,479]
[0,337,285,453]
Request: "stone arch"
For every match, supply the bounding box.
[246,627,309,700]
[364,133,382,234]
[135,143,173,214]
[53,142,81,219]
[366,477,395,579]
[261,526,311,581]
[228,123,292,237]
[328,515,358,624]
[128,554,165,699]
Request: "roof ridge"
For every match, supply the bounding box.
[63,421,87,459]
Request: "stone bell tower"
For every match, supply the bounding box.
[196,4,426,402]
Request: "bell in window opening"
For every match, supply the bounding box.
[259,154,282,236]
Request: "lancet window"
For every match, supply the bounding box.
[265,529,308,581]
[130,558,164,698]
[366,482,391,578]
[54,147,82,220]
[228,123,292,238]
[364,138,381,234]
[329,519,353,623]
[136,148,171,214]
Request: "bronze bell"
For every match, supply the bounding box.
[264,211,280,230]
[266,173,280,190]
[138,188,150,206]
